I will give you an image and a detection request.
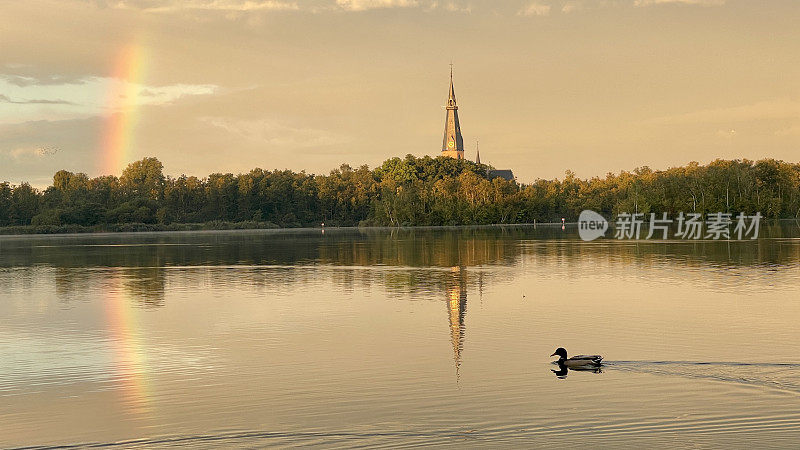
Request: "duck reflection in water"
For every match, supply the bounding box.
[551,362,603,378]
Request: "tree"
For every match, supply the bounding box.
[2,156,798,229]
[0,182,12,226]
[10,183,40,225]
[120,157,165,201]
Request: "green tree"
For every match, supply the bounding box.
[10,183,40,225]
[120,157,165,201]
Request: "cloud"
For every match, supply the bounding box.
[426,1,471,13]
[516,0,614,17]
[0,75,218,124]
[115,0,425,13]
[3,63,30,70]
[0,146,59,160]
[561,1,583,13]
[0,94,75,105]
[775,125,800,137]
[112,0,299,12]
[1,74,87,87]
[518,1,551,16]
[106,0,476,14]
[3,147,39,159]
[514,0,725,16]
[644,99,800,125]
[335,0,419,11]
[201,117,347,147]
[634,0,726,7]
[116,82,218,107]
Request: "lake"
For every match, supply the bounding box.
[2,225,800,448]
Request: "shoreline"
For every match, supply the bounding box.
[1,219,796,238]
[0,221,573,237]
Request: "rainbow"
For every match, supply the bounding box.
[104,275,153,416]
[100,44,154,417]
[101,43,146,176]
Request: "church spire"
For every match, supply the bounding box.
[448,64,457,106]
[441,65,464,159]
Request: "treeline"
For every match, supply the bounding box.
[1,155,799,230]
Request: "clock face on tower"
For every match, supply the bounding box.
[448,140,455,148]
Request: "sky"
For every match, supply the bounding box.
[1,0,799,186]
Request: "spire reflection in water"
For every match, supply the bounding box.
[446,266,468,382]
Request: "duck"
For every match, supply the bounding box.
[550,347,602,368]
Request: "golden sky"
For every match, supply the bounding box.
[1,0,799,186]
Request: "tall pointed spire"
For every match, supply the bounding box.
[475,139,480,165]
[448,63,456,106]
[441,65,464,159]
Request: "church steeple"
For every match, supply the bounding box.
[441,65,464,159]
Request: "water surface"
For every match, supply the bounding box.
[2,225,800,447]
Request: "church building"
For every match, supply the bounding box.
[440,68,515,182]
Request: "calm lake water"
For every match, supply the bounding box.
[2,225,800,448]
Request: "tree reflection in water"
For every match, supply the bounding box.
[2,224,800,384]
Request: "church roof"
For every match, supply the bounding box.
[488,169,515,181]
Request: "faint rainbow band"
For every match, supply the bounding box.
[104,275,153,416]
[102,43,145,176]
[101,42,153,413]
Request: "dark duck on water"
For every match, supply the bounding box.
[550,347,603,368]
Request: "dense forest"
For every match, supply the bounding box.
[1,155,799,232]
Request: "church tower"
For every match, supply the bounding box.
[441,66,464,159]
